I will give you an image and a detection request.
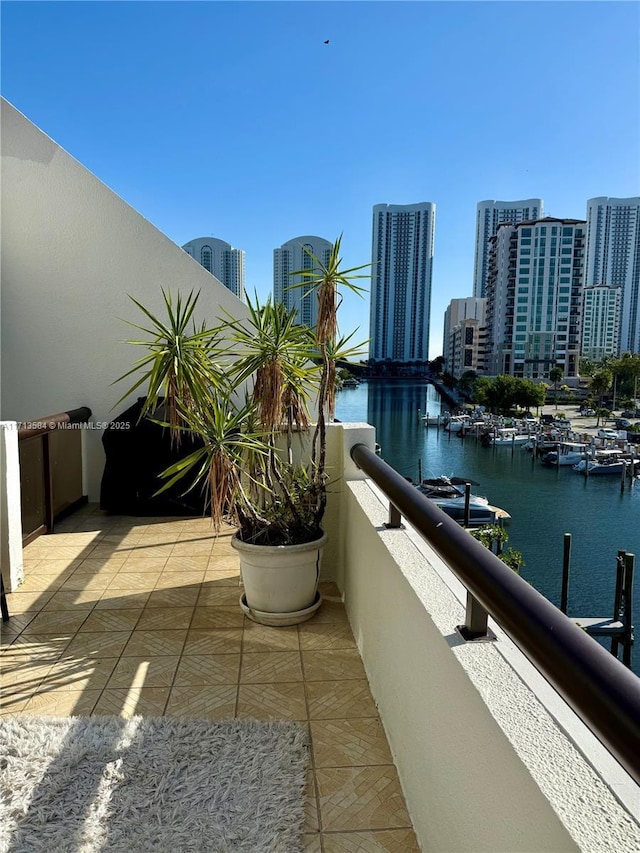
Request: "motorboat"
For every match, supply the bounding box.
[416,477,510,526]
[481,427,532,447]
[541,442,589,467]
[443,415,472,433]
[573,450,627,475]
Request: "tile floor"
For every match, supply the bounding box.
[1,505,420,852]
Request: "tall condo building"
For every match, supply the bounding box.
[473,199,544,298]
[182,236,245,301]
[581,286,622,361]
[485,217,586,379]
[584,197,640,354]
[273,236,332,329]
[369,202,435,363]
[443,297,487,378]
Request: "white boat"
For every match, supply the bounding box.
[416,478,510,525]
[482,427,531,446]
[444,415,472,433]
[421,412,442,426]
[541,442,589,467]
[573,450,627,475]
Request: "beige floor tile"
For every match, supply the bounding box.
[107,656,180,689]
[299,623,356,651]
[78,610,143,633]
[174,653,241,686]
[163,554,211,571]
[96,590,151,610]
[62,573,117,591]
[99,532,144,547]
[306,681,378,721]
[136,607,194,631]
[21,609,92,635]
[92,687,170,718]
[43,589,102,610]
[313,600,350,624]
[154,570,205,589]
[24,546,89,562]
[303,834,322,852]
[183,629,243,656]
[33,558,85,574]
[170,542,214,558]
[107,572,162,591]
[146,588,200,608]
[23,688,102,716]
[302,650,367,682]
[42,657,118,691]
[0,612,39,638]
[6,591,54,613]
[206,556,241,573]
[190,606,245,629]
[77,555,130,572]
[240,651,303,684]
[0,693,30,714]
[89,544,137,559]
[12,574,71,593]
[121,556,169,571]
[242,623,300,653]
[305,770,320,831]
[165,684,237,719]
[129,543,175,558]
[311,719,393,768]
[1,658,53,690]
[204,569,242,586]
[122,630,187,657]
[321,829,421,852]
[315,766,412,832]
[237,682,307,720]
[197,586,242,607]
[63,631,133,659]
[318,582,341,599]
[2,633,74,660]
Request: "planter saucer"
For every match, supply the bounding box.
[239,591,323,626]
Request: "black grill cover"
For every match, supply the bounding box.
[100,398,207,516]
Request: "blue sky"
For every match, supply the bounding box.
[2,1,638,358]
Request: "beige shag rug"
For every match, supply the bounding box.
[0,715,309,853]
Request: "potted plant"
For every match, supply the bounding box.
[115,236,368,624]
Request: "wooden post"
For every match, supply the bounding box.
[463,483,471,529]
[560,533,571,614]
[417,458,422,484]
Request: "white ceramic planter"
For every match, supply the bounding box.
[231,532,327,623]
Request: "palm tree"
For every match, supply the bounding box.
[549,365,563,411]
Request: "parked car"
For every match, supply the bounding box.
[620,411,635,419]
[580,408,595,416]
[541,414,554,425]
[597,429,619,440]
[615,418,631,429]
[554,418,572,430]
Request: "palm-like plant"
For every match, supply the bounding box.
[115,236,369,548]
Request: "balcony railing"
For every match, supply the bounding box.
[350,442,640,786]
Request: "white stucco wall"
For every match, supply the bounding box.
[342,477,640,853]
[1,99,249,499]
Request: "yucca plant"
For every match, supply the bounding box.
[115,236,369,548]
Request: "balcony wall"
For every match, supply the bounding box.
[1,98,249,499]
[327,423,640,852]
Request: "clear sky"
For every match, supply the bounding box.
[2,1,638,358]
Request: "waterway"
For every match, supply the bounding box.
[336,380,640,675]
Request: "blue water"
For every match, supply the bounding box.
[336,380,640,674]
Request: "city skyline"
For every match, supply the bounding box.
[1,2,637,357]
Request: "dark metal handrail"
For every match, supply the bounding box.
[350,442,640,786]
[18,407,92,441]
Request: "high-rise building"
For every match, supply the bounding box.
[473,199,544,298]
[369,202,435,363]
[485,217,586,379]
[182,236,245,301]
[581,286,622,361]
[443,297,487,378]
[273,236,332,329]
[584,197,640,354]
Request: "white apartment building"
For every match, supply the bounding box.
[273,236,332,329]
[182,236,245,301]
[485,217,586,379]
[584,197,640,354]
[443,297,487,378]
[369,202,435,363]
[473,199,544,298]
[581,285,622,361]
